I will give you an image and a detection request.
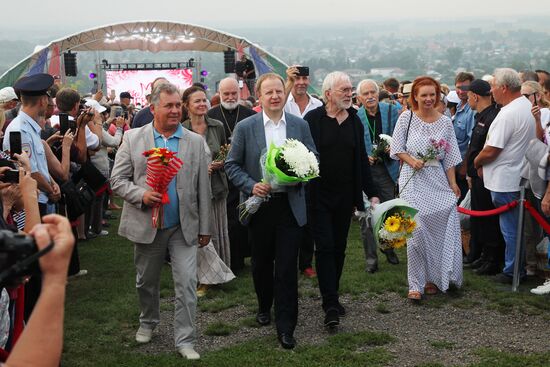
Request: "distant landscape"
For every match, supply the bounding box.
[1,17,550,93]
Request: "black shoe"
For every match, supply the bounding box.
[494,273,513,284]
[324,309,340,328]
[475,262,499,276]
[381,249,399,265]
[469,257,487,270]
[256,312,271,326]
[365,264,378,274]
[277,333,296,349]
[86,231,98,240]
[336,302,346,318]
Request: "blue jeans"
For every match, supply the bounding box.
[490,191,525,276]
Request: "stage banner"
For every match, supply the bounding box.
[106,69,193,107]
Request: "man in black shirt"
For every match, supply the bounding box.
[304,72,379,328]
[207,78,255,272]
[235,55,256,97]
[464,79,504,275]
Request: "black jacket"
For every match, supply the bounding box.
[304,106,379,211]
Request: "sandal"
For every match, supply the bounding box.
[424,283,438,295]
[407,291,422,301]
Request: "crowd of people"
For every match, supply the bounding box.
[0,63,549,363]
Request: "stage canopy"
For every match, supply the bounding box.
[0,20,289,88]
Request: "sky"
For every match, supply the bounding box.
[1,0,548,32]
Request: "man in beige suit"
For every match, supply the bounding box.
[111,83,211,360]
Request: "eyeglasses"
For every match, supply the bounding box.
[333,87,353,94]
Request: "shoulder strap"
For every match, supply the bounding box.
[394,111,413,196]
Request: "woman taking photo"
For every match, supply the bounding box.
[390,76,462,301]
[182,86,234,296]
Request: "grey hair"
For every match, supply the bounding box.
[150,83,180,106]
[493,68,522,92]
[356,79,379,95]
[321,71,351,102]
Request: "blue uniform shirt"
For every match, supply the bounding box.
[153,124,183,229]
[3,111,50,204]
[453,101,476,159]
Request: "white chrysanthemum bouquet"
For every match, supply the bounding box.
[239,139,318,222]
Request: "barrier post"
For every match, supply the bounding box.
[512,185,526,292]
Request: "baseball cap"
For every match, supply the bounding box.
[120,92,134,99]
[460,79,491,97]
[446,90,461,104]
[0,87,18,103]
[85,99,107,113]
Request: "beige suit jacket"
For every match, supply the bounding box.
[110,123,211,245]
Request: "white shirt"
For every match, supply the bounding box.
[539,107,550,143]
[483,96,536,192]
[284,93,323,118]
[50,114,100,150]
[263,111,287,148]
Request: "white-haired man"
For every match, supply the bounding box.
[304,71,379,328]
[474,68,536,284]
[207,77,256,272]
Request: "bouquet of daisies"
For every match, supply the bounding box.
[371,134,393,163]
[239,139,318,222]
[371,198,418,251]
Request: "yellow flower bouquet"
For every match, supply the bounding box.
[371,198,418,251]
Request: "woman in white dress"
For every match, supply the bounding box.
[390,76,462,301]
[182,86,235,296]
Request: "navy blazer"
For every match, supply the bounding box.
[224,112,318,227]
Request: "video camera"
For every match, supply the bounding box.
[0,231,51,288]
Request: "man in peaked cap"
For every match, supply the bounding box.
[3,73,61,217]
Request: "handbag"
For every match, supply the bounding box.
[393,111,413,197]
[60,178,95,221]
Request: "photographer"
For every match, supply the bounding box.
[3,214,75,367]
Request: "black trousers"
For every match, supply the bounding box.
[298,224,314,271]
[226,182,249,272]
[470,176,504,262]
[248,194,302,335]
[311,192,353,312]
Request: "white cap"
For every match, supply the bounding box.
[0,87,18,104]
[85,99,107,113]
[446,90,461,104]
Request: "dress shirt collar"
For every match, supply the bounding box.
[153,123,183,140]
[262,110,287,127]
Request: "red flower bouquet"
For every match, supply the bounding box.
[143,147,184,228]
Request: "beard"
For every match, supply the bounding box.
[221,100,239,110]
[336,99,352,110]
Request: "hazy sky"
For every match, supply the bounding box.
[1,0,548,31]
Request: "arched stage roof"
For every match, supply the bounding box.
[0,20,289,88]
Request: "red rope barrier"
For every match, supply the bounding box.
[457,200,518,217]
[524,200,550,235]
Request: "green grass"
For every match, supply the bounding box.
[430,340,456,350]
[204,321,238,336]
[61,212,550,366]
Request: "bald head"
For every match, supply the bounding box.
[219,77,240,110]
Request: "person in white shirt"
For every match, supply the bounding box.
[284,66,323,118]
[474,68,536,284]
[283,66,323,278]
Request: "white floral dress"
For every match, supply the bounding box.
[390,111,463,293]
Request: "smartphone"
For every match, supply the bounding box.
[9,131,22,159]
[296,66,309,77]
[2,169,19,184]
[124,111,129,120]
[533,93,538,106]
[59,113,70,135]
[114,107,123,118]
[0,158,16,169]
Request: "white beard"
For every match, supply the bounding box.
[221,101,239,110]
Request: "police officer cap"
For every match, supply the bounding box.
[14,73,54,97]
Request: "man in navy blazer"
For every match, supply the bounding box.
[225,73,317,350]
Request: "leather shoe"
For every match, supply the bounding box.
[381,249,399,265]
[336,302,346,317]
[469,257,487,270]
[256,312,271,326]
[324,309,340,328]
[277,333,296,349]
[366,264,378,274]
[475,262,499,276]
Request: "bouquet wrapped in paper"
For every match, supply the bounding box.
[371,198,418,251]
[239,139,318,222]
[143,147,184,228]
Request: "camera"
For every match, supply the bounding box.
[0,230,39,288]
[296,66,309,77]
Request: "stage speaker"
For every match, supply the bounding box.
[224,50,235,74]
[64,52,77,77]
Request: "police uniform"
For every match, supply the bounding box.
[2,73,54,213]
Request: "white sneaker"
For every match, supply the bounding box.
[135,327,153,343]
[530,279,550,295]
[178,347,200,360]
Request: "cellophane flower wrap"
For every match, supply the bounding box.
[143,147,184,228]
[371,134,393,163]
[371,198,418,251]
[239,139,318,222]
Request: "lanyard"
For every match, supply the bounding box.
[366,114,376,143]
